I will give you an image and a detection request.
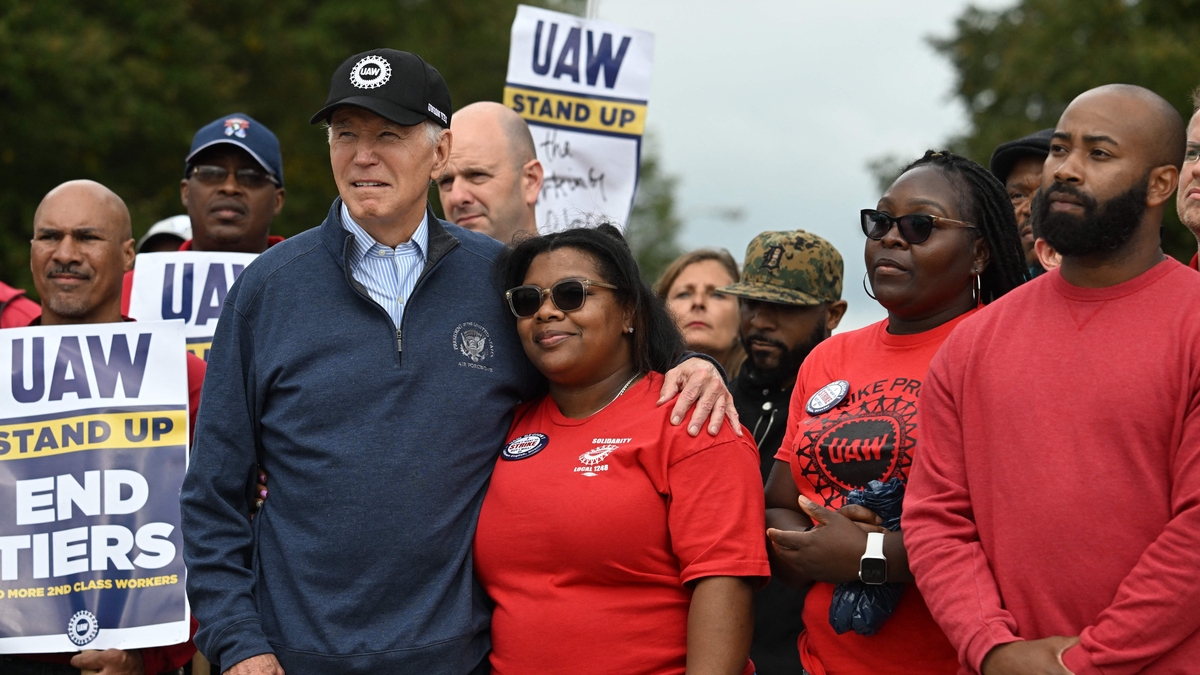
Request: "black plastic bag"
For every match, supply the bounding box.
[828,477,906,636]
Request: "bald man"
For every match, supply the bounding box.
[7,180,201,675]
[1176,87,1200,269]
[436,101,543,244]
[905,84,1200,675]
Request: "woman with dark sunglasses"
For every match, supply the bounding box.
[474,225,769,675]
[764,150,1027,675]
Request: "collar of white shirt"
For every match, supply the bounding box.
[340,202,429,267]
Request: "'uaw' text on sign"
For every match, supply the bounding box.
[0,322,190,654]
[505,4,654,234]
[127,251,258,361]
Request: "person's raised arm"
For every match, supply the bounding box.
[180,306,279,673]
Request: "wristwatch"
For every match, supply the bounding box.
[858,531,887,585]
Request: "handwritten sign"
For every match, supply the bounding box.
[127,252,257,361]
[505,5,655,233]
[0,322,190,653]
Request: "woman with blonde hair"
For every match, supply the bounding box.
[656,249,745,378]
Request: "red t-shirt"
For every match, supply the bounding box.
[474,371,769,675]
[774,315,971,675]
[120,235,284,315]
[905,260,1200,675]
[0,281,41,328]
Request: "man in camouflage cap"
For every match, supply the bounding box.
[723,229,846,675]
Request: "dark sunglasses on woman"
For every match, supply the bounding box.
[860,209,976,244]
[506,278,618,318]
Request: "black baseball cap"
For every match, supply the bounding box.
[989,128,1054,184]
[310,49,452,129]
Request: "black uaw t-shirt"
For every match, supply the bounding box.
[774,314,971,675]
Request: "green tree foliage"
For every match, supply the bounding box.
[935,0,1200,260]
[0,0,531,291]
[625,141,682,284]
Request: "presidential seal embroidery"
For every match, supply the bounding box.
[502,433,549,460]
[806,380,850,415]
[67,610,99,646]
[350,55,392,89]
[453,322,493,365]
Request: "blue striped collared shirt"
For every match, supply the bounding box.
[341,202,428,329]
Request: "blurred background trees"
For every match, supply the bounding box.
[0,0,682,294]
[931,0,1200,259]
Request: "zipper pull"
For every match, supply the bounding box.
[396,329,402,352]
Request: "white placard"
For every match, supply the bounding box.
[0,321,190,652]
[504,4,655,233]
[127,251,258,361]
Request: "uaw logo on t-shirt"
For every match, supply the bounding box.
[574,437,631,477]
[796,381,918,505]
[453,322,494,372]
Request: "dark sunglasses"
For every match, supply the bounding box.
[860,209,976,244]
[506,278,618,318]
[190,164,278,189]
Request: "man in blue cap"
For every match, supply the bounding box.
[120,113,286,313]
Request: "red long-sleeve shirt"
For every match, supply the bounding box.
[905,258,1200,675]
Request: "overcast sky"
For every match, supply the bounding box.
[593,0,1010,331]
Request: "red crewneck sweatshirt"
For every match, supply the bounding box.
[904,258,1200,675]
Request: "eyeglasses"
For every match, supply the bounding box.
[860,209,977,244]
[506,278,618,318]
[189,164,278,189]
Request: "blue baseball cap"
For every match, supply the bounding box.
[185,113,284,186]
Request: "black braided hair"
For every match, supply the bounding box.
[898,150,1029,303]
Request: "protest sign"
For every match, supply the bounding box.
[0,321,189,653]
[504,4,654,233]
[127,251,258,361]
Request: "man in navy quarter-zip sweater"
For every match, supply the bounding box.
[180,49,737,675]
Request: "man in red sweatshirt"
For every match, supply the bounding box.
[904,84,1200,675]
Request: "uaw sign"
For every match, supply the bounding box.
[504,5,654,233]
[0,322,190,653]
[127,251,258,361]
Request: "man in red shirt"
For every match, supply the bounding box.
[4,179,202,675]
[904,84,1200,675]
[120,113,287,314]
[1176,88,1200,270]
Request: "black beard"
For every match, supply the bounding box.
[739,321,827,389]
[1031,178,1147,257]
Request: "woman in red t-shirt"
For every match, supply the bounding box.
[763,151,1029,675]
[474,225,769,675]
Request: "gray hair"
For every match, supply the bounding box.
[325,118,445,147]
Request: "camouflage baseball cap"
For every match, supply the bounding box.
[722,230,843,305]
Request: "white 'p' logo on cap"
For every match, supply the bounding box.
[350,55,392,89]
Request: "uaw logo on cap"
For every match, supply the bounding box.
[350,55,392,89]
[806,380,849,415]
[502,433,549,460]
[67,610,99,646]
[224,118,250,138]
